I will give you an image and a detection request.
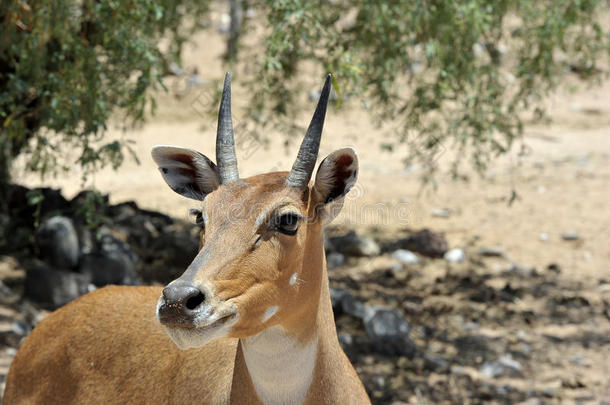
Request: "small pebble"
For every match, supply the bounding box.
[393,249,419,265]
[431,208,451,218]
[561,231,579,241]
[477,246,506,257]
[444,248,465,263]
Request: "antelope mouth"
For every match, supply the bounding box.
[194,311,237,330]
[161,310,237,330]
[161,309,239,350]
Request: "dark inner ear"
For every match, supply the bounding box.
[159,151,218,199]
[325,154,357,203]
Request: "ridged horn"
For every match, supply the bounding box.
[285,74,332,188]
[216,72,239,184]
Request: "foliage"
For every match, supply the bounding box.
[1,0,609,189]
[245,0,610,180]
[0,0,210,184]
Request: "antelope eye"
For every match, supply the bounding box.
[274,213,301,236]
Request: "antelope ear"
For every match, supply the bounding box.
[312,148,358,222]
[151,145,220,200]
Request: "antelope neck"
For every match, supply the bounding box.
[241,326,318,405]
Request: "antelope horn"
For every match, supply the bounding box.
[285,74,332,188]
[216,72,239,184]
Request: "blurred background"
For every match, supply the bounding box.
[1,1,609,403]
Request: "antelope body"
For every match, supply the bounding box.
[4,74,371,404]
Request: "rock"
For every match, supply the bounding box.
[329,288,350,313]
[444,248,465,263]
[423,355,449,372]
[392,249,419,265]
[546,263,561,273]
[539,233,550,241]
[338,333,353,347]
[218,13,231,33]
[329,231,380,257]
[431,208,451,218]
[454,335,495,363]
[540,379,561,397]
[36,216,80,269]
[389,263,408,281]
[326,252,345,269]
[561,231,579,241]
[398,229,448,258]
[79,253,138,287]
[96,229,139,280]
[167,61,185,76]
[74,222,95,255]
[598,284,610,293]
[363,307,416,358]
[477,246,506,258]
[0,281,20,306]
[25,265,90,308]
[480,354,523,378]
[187,73,205,88]
[146,228,199,283]
[329,288,366,319]
[323,237,335,253]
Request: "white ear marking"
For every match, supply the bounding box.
[151,145,220,201]
[289,273,298,286]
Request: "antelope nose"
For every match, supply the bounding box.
[158,282,206,325]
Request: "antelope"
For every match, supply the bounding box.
[4,73,371,404]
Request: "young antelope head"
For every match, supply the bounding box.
[152,74,358,349]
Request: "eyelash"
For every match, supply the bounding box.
[269,212,302,236]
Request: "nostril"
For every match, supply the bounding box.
[185,291,205,311]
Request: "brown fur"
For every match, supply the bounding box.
[5,169,370,404]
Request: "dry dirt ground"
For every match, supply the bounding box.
[5,5,610,404]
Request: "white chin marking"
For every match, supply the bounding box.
[289,273,298,286]
[161,315,239,350]
[262,306,279,323]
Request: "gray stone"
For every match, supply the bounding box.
[25,266,90,308]
[480,354,523,378]
[329,231,380,257]
[477,246,506,257]
[392,249,419,265]
[540,379,561,397]
[36,216,79,269]
[363,307,416,358]
[74,222,95,255]
[338,333,353,347]
[423,355,449,372]
[329,288,367,319]
[323,236,335,253]
[431,208,451,218]
[444,248,465,263]
[389,263,408,281]
[147,228,199,283]
[79,252,138,287]
[326,252,345,269]
[561,231,580,241]
[398,229,448,258]
[0,281,20,305]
